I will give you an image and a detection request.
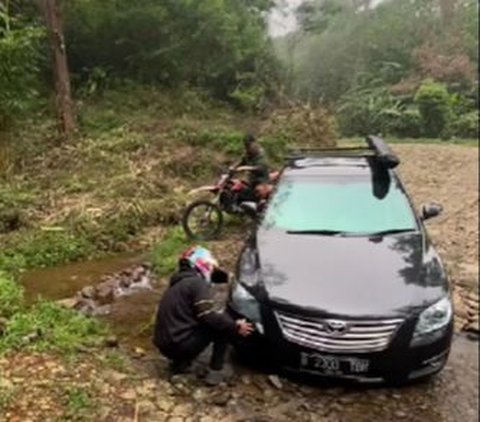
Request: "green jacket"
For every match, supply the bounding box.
[241,149,270,186]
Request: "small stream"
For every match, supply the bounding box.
[20,253,163,352]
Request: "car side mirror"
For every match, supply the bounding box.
[421,203,443,221]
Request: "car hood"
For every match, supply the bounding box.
[256,229,448,318]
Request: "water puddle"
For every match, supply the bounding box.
[20,253,163,351]
[21,253,145,302]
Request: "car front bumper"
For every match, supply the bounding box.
[227,305,453,383]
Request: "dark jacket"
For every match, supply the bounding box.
[153,267,237,357]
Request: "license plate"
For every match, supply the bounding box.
[300,352,370,375]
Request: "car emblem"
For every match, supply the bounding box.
[325,320,349,335]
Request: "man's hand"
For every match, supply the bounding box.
[236,319,254,337]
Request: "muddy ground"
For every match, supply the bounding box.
[3,143,479,422]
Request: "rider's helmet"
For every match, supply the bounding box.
[243,133,255,146]
[180,246,219,283]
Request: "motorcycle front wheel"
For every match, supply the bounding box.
[182,200,224,240]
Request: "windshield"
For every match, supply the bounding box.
[263,175,417,235]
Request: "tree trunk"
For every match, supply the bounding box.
[40,0,76,138]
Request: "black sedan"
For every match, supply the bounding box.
[228,138,453,383]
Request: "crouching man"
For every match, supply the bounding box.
[153,246,253,386]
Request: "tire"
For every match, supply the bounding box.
[182,200,224,241]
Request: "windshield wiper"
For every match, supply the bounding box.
[287,229,347,236]
[366,228,416,237]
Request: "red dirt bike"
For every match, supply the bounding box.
[182,168,278,240]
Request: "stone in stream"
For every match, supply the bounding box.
[95,281,117,305]
[81,285,95,299]
[55,298,78,309]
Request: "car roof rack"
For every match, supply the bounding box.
[286,135,400,169]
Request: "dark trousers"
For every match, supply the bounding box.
[166,329,228,371]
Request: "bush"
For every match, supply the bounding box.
[389,107,423,138]
[337,86,401,137]
[414,80,452,138]
[0,272,23,319]
[450,111,479,139]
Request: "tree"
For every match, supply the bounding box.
[40,0,75,138]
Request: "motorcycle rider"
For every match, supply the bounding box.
[153,246,253,386]
[231,134,270,202]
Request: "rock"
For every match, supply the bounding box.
[119,277,132,288]
[105,370,127,382]
[120,389,136,400]
[193,388,206,402]
[91,305,112,316]
[134,347,146,357]
[81,285,95,299]
[394,410,407,419]
[96,284,115,305]
[137,400,157,415]
[132,266,145,281]
[74,297,96,315]
[199,417,216,422]
[210,391,231,407]
[267,374,283,390]
[465,319,479,334]
[240,375,251,385]
[103,336,119,348]
[56,298,78,309]
[171,403,190,417]
[156,397,174,412]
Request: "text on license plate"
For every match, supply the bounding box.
[300,352,370,374]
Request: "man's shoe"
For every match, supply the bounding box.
[204,369,225,386]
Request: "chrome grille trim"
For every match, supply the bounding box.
[276,311,404,353]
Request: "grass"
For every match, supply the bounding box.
[0,382,16,412]
[0,272,107,355]
[150,226,193,277]
[63,386,94,420]
[101,350,130,372]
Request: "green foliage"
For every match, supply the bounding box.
[0,7,44,128]
[64,386,93,416]
[450,110,479,139]
[0,184,34,233]
[281,0,478,138]
[1,301,106,354]
[64,0,279,102]
[0,230,94,272]
[389,108,423,139]
[0,272,23,319]
[337,84,402,136]
[414,80,452,138]
[151,226,192,277]
[0,275,106,355]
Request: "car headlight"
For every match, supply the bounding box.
[230,281,263,333]
[238,248,260,287]
[411,297,453,347]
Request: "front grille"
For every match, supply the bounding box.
[276,311,403,353]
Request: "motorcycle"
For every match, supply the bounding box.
[182,169,278,240]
